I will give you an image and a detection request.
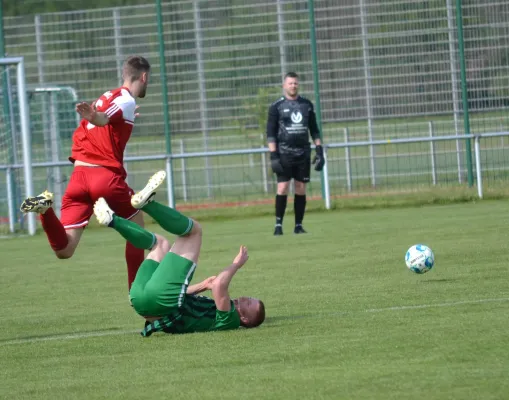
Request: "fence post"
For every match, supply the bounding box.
[166,156,175,208]
[429,121,437,185]
[359,0,376,187]
[474,135,483,198]
[446,0,463,183]
[2,7,19,228]
[276,0,286,80]
[156,0,175,207]
[307,0,326,200]
[455,0,474,187]
[6,167,15,233]
[260,134,268,193]
[323,146,331,209]
[35,15,53,193]
[49,92,63,217]
[193,0,212,197]
[17,58,36,235]
[180,139,188,202]
[113,8,123,86]
[344,128,352,192]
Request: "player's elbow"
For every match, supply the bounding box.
[211,278,228,300]
[211,281,231,312]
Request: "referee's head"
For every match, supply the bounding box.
[283,72,299,99]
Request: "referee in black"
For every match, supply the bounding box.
[266,72,325,235]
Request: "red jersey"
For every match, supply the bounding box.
[70,87,136,179]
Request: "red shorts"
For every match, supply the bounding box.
[60,166,139,230]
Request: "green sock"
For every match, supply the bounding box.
[110,215,156,250]
[142,201,193,236]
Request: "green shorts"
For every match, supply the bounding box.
[129,252,197,317]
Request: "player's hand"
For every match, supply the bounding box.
[233,245,249,268]
[312,145,325,171]
[204,276,217,290]
[135,105,140,118]
[76,102,96,121]
[270,152,285,175]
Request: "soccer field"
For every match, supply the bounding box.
[1,201,509,400]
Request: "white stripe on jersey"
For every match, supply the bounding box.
[125,121,134,126]
[106,104,120,116]
[112,89,137,121]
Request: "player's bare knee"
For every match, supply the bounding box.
[153,234,170,252]
[55,247,74,259]
[211,278,227,299]
[189,219,202,237]
[277,182,290,195]
[294,183,306,195]
[55,229,82,259]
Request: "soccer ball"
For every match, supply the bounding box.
[405,244,434,274]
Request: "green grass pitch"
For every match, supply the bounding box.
[1,201,509,399]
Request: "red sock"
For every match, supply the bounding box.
[125,241,144,290]
[40,208,68,251]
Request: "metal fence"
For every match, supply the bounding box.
[2,0,509,234]
[4,1,509,131]
[2,128,508,234]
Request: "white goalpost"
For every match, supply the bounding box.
[0,57,36,235]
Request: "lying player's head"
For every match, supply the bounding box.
[122,55,151,98]
[283,72,299,98]
[234,297,265,328]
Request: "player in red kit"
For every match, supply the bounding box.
[20,55,151,290]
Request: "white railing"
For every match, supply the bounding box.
[2,131,509,235]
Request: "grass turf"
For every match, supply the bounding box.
[1,200,509,399]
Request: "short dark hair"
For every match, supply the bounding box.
[284,72,299,80]
[122,55,151,82]
[248,300,265,328]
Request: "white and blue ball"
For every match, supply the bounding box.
[405,244,434,274]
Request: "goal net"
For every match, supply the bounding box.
[0,57,35,236]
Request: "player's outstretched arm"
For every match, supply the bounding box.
[187,276,216,295]
[211,246,249,311]
[76,102,110,127]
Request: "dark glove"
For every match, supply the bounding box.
[270,152,285,175]
[312,145,325,171]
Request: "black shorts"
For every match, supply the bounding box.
[276,153,311,183]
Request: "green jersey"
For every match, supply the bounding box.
[141,295,240,337]
[131,252,241,337]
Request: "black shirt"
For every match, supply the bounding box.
[266,95,321,158]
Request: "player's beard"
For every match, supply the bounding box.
[286,88,298,98]
[138,84,148,98]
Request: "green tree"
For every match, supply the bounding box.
[3,0,150,17]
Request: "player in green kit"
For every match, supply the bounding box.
[93,170,265,336]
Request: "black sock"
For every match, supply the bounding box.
[275,194,288,226]
[294,194,306,226]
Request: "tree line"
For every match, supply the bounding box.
[2,0,149,17]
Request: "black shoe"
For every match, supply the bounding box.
[274,225,283,236]
[294,225,307,234]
